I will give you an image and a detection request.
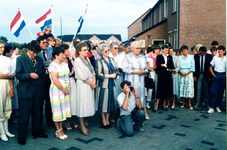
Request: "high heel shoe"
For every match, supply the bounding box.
[55,129,66,140]
[79,128,89,136]
[65,124,72,131]
[189,104,193,110]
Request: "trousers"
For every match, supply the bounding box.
[119,108,145,136]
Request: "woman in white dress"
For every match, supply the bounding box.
[74,43,96,136]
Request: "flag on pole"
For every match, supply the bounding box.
[35,8,52,31]
[76,4,88,34]
[10,10,26,37]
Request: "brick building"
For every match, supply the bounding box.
[128,0,226,51]
[59,34,122,46]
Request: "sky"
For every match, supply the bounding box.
[0,0,158,43]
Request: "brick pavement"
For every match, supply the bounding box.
[0,101,226,150]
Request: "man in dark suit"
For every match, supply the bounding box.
[193,46,213,108]
[36,36,54,127]
[16,40,48,145]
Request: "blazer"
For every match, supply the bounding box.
[95,57,116,88]
[156,54,174,75]
[172,55,180,79]
[193,53,213,80]
[15,54,45,99]
[37,50,53,67]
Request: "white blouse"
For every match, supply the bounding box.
[0,55,14,75]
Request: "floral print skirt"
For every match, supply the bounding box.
[178,73,194,98]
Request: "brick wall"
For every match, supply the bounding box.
[179,0,226,49]
[135,21,167,49]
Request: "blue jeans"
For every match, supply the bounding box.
[196,73,210,106]
[209,72,226,109]
[119,108,145,136]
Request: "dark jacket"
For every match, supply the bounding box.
[15,53,45,99]
[193,53,213,80]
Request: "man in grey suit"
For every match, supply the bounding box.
[36,36,54,127]
[16,40,48,145]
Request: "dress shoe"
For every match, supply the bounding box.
[102,124,109,129]
[32,132,48,138]
[18,138,26,145]
[153,109,157,113]
[162,107,168,111]
[107,124,112,128]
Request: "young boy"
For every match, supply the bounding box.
[207,46,226,113]
[210,46,218,57]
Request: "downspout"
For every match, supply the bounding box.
[177,0,179,49]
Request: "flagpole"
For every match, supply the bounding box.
[70,4,88,48]
[51,5,54,35]
[19,8,34,40]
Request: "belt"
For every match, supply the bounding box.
[214,71,225,74]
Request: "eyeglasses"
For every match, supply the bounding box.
[42,42,47,44]
[104,49,110,53]
[114,47,119,49]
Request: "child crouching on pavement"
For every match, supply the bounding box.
[117,81,145,136]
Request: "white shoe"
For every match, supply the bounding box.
[110,119,115,123]
[3,120,15,138]
[145,114,149,120]
[216,107,222,113]
[0,122,8,141]
[146,103,150,109]
[207,108,214,114]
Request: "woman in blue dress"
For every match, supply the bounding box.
[95,44,116,129]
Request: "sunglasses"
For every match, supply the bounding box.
[104,49,110,53]
[114,47,119,49]
[42,42,47,44]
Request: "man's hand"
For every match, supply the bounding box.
[132,87,138,97]
[30,73,39,79]
[110,73,116,78]
[125,86,130,96]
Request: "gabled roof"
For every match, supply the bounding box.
[127,8,151,28]
[58,34,122,42]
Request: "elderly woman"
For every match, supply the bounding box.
[167,47,180,108]
[49,46,71,140]
[74,43,96,135]
[95,44,116,129]
[60,44,78,130]
[122,41,148,119]
[109,42,124,118]
[0,40,15,142]
[178,45,195,110]
[153,45,174,112]
[195,44,203,54]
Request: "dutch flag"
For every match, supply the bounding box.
[35,8,52,31]
[10,10,26,37]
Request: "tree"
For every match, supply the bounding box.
[0,36,8,43]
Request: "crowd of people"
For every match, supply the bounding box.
[0,26,226,145]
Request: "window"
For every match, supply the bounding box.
[153,9,156,25]
[164,0,168,18]
[173,29,178,49]
[173,0,177,12]
[142,21,146,31]
[159,3,161,22]
[150,13,153,26]
[152,39,166,48]
[168,31,172,46]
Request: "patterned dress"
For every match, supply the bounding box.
[122,52,148,107]
[178,54,195,98]
[48,62,71,122]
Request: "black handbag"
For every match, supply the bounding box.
[145,76,154,89]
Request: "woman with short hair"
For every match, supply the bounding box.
[49,46,71,140]
[74,42,96,135]
[95,43,116,129]
[178,45,195,110]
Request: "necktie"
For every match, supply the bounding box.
[201,55,203,72]
[43,51,47,61]
[31,59,37,72]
